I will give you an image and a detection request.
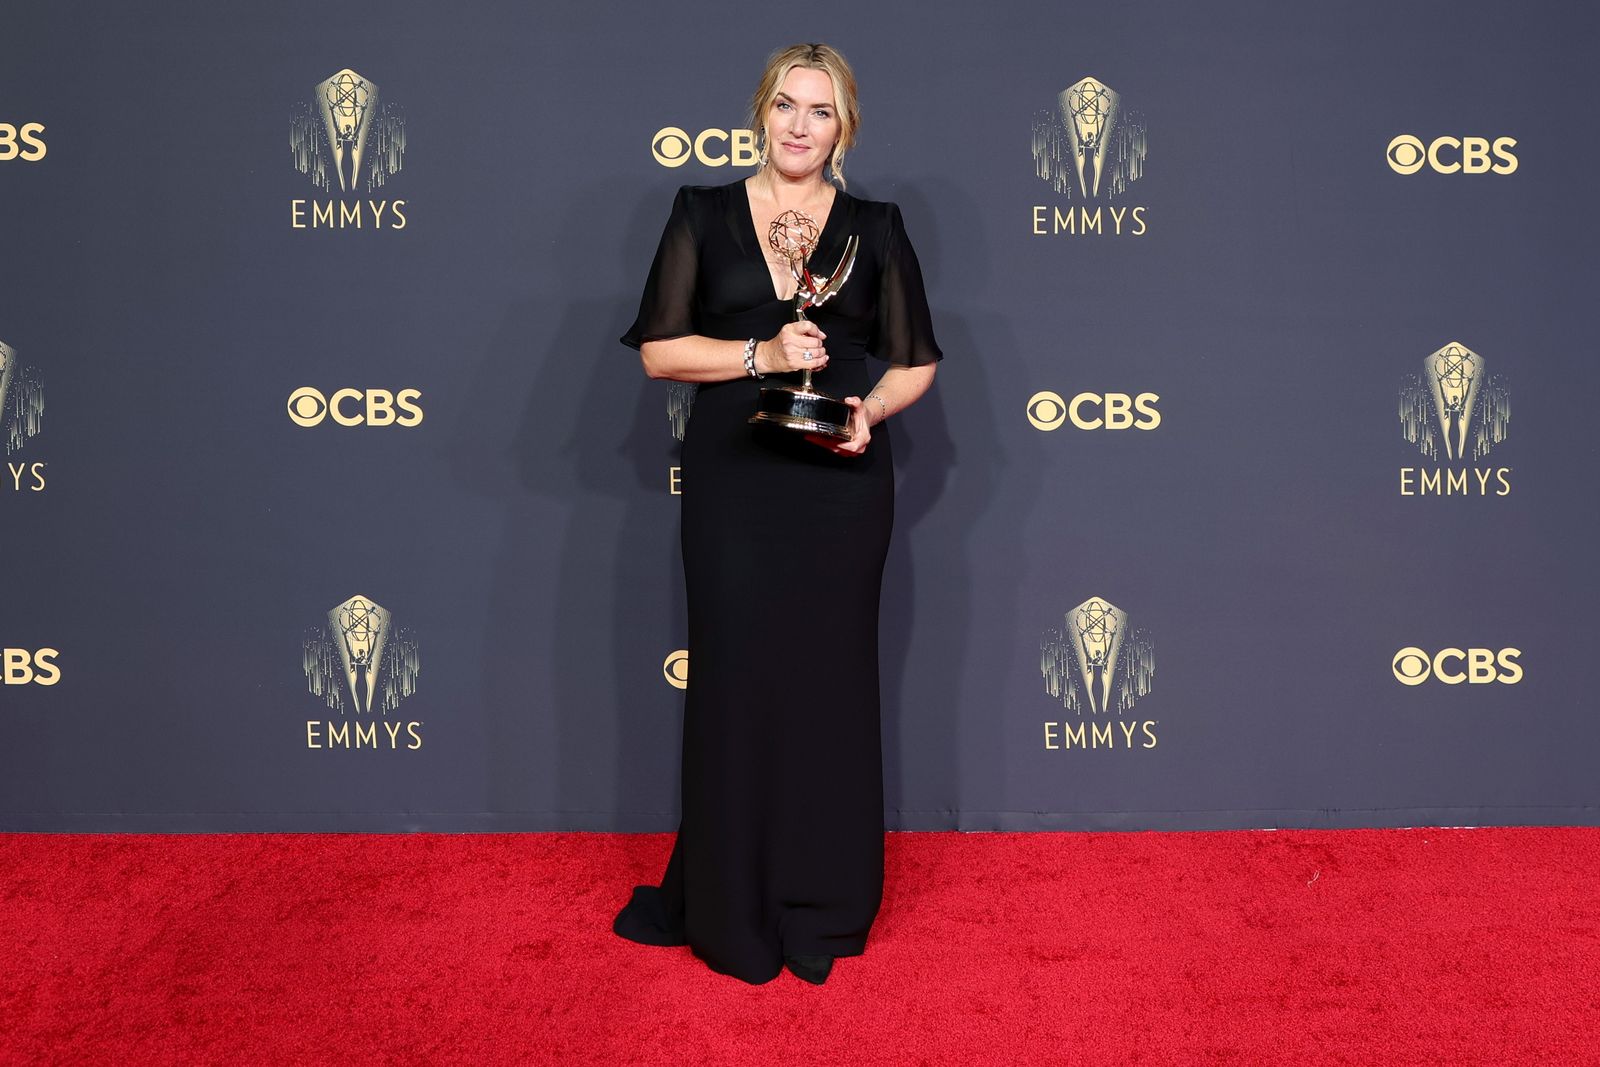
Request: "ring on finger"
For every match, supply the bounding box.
[802,349,812,361]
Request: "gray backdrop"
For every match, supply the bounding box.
[2,0,1595,831]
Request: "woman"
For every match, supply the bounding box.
[615,42,941,986]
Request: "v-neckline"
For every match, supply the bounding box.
[741,178,845,305]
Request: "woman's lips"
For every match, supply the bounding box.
[782,142,809,152]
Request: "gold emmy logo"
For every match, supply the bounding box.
[1392,646,1523,685]
[1033,77,1147,200]
[303,595,422,749]
[1400,343,1508,461]
[663,650,689,689]
[1398,342,1512,497]
[666,381,696,441]
[1041,596,1158,750]
[651,127,759,169]
[3,648,61,686]
[292,69,405,192]
[1031,76,1148,237]
[1,340,46,484]
[289,69,408,230]
[1043,597,1155,714]
[0,122,47,161]
[1386,135,1517,175]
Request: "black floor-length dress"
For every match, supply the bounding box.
[615,179,941,984]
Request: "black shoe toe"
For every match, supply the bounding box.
[784,954,834,985]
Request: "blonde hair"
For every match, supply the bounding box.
[749,43,861,188]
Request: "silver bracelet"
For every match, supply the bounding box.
[742,338,762,379]
[866,391,888,422]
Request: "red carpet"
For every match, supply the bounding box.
[2,829,1598,1065]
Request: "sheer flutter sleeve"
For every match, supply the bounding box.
[621,186,699,350]
[871,204,943,366]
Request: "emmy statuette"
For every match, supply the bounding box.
[749,210,860,442]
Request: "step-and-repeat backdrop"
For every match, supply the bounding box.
[3,1,1595,830]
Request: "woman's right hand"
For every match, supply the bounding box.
[756,320,828,374]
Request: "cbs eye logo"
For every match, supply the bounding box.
[662,649,689,689]
[0,122,47,161]
[287,387,424,428]
[1391,647,1523,686]
[4,648,60,685]
[1027,390,1161,431]
[651,127,759,168]
[1386,135,1517,175]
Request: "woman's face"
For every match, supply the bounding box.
[764,66,839,180]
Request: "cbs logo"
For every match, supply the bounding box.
[662,650,689,690]
[1027,391,1161,431]
[4,648,60,685]
[287,388,424,428]
[1391,647,1523,686]
[651,127,759,168]
[1386,135,1517,175]
[0,123,47,161]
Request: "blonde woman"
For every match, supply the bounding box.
[616,42,941,985]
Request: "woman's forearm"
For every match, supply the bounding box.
[641,322,830,383]
[639,335,752,383]
[864,363,937,425]
[641,336,938,415]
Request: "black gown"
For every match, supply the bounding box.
[615,179,941,984]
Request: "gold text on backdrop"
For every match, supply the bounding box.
[0,123,46,161]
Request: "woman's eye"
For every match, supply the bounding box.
[815,111,831,119]
[776,101,792,111]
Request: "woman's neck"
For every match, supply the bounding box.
[753,166,833,210]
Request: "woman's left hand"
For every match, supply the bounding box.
[806,396,872,456]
